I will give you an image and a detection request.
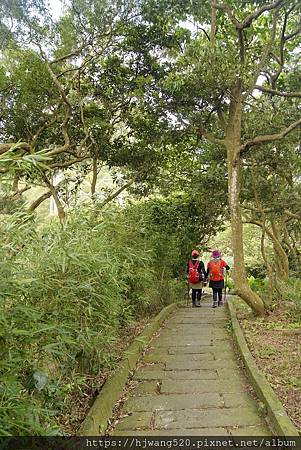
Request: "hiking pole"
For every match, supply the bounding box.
[223,270,228,303]
[186,281,189,307]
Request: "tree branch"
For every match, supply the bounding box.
[96,178,134,210]
[217,108,227,131]
[27,191,52,212]
[214,0,285,30]
[213,2,241,28]
[284,210,301,221]
[271,20,286,87]
[197,126,225,146]
[198,27,211,42]
[31,104,62,147]
[91,157,98,197]
[284,25,301,41]
[242,204,273,214]
[238,29,245,64]
[49,156,89,169]
[36,43,73,155]
[241,0,285,29]
[243,218,263,228]
[244,9,278,98]
[240,117,301,155]
[0,142,31,155]
[12,185,31,197]
[270,5,299,88]
[43,175,66,221]
[254,85,301,97]
[210,1,217,47]
[49,40,90,65]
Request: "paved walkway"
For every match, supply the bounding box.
[112,297,272,436]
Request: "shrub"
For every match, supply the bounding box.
[1,198,192,435]
[281,278,301,323]
[247,276,266,292]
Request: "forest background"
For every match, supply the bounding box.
[0,0,300,435]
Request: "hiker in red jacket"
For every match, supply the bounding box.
[187,250,207,307]
[207,250,230,308]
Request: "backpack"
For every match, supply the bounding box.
[189,260,200,284]
[209,259,223,281]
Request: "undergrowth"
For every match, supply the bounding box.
[0,199,193,435]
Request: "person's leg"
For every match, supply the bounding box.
[196,288,202,306]
[212,288,218,308]
[218,288,223,306]
[191,289,197,307]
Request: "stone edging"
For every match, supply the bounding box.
[78,302,178,436]
[227,298,299,437]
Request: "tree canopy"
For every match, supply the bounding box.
[1,0,300,306]
[1,0,301,436]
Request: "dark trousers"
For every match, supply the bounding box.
[192,289,202,306]
[212,288,223,304]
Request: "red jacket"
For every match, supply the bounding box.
[207,258,229,281]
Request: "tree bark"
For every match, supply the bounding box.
[260,226,274,306]
[91,157,98,199]
[52,190,66,221]
[0,142,31,155]
[95,178,134,211]
[210,1,217,47]
[270,220,289,280]
[28,191,52,212]
[44,178,66,222]
[283,220,301,266]
[12,175,19,193]
[226,86,265,315]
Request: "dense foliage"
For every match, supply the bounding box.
[1,190,217,434]
[0,0,300,435]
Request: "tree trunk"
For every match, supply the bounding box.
[28,191,52,212]
[226,86,265,315]
[270,220,289,280]
[52,190,66,222]
[12,175,19,193]
[44,178,66,222]
[91,157,98,199]
[283,221,301,267]
[210,2,216,47]
[260,228,273,306]
[227,155,265,315]
[94,178,134,213]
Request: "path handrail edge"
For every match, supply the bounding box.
[227,297,300,437]
[77,302,179,436]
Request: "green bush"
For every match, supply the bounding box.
[281,278,301,323]
[246,264,266,279]
[1,196,197,435]
[224,274,235,292]
[247,276,266,292]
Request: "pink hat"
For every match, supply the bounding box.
[211,249,221,258]
[191,249,199,257]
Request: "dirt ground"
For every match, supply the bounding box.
[236,304,301,432]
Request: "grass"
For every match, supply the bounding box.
[234,284,301,432]
[1,199,193,435]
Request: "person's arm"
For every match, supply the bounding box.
[198,261,206,281]
[222,260,230,271]
[206,262,210,278]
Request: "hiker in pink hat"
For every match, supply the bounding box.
[187,249,207,307]
[207,250,230,308]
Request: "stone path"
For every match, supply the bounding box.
[112,297,272,436]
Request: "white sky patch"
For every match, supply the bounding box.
[47,0,65,19]
[253,74,267,97]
